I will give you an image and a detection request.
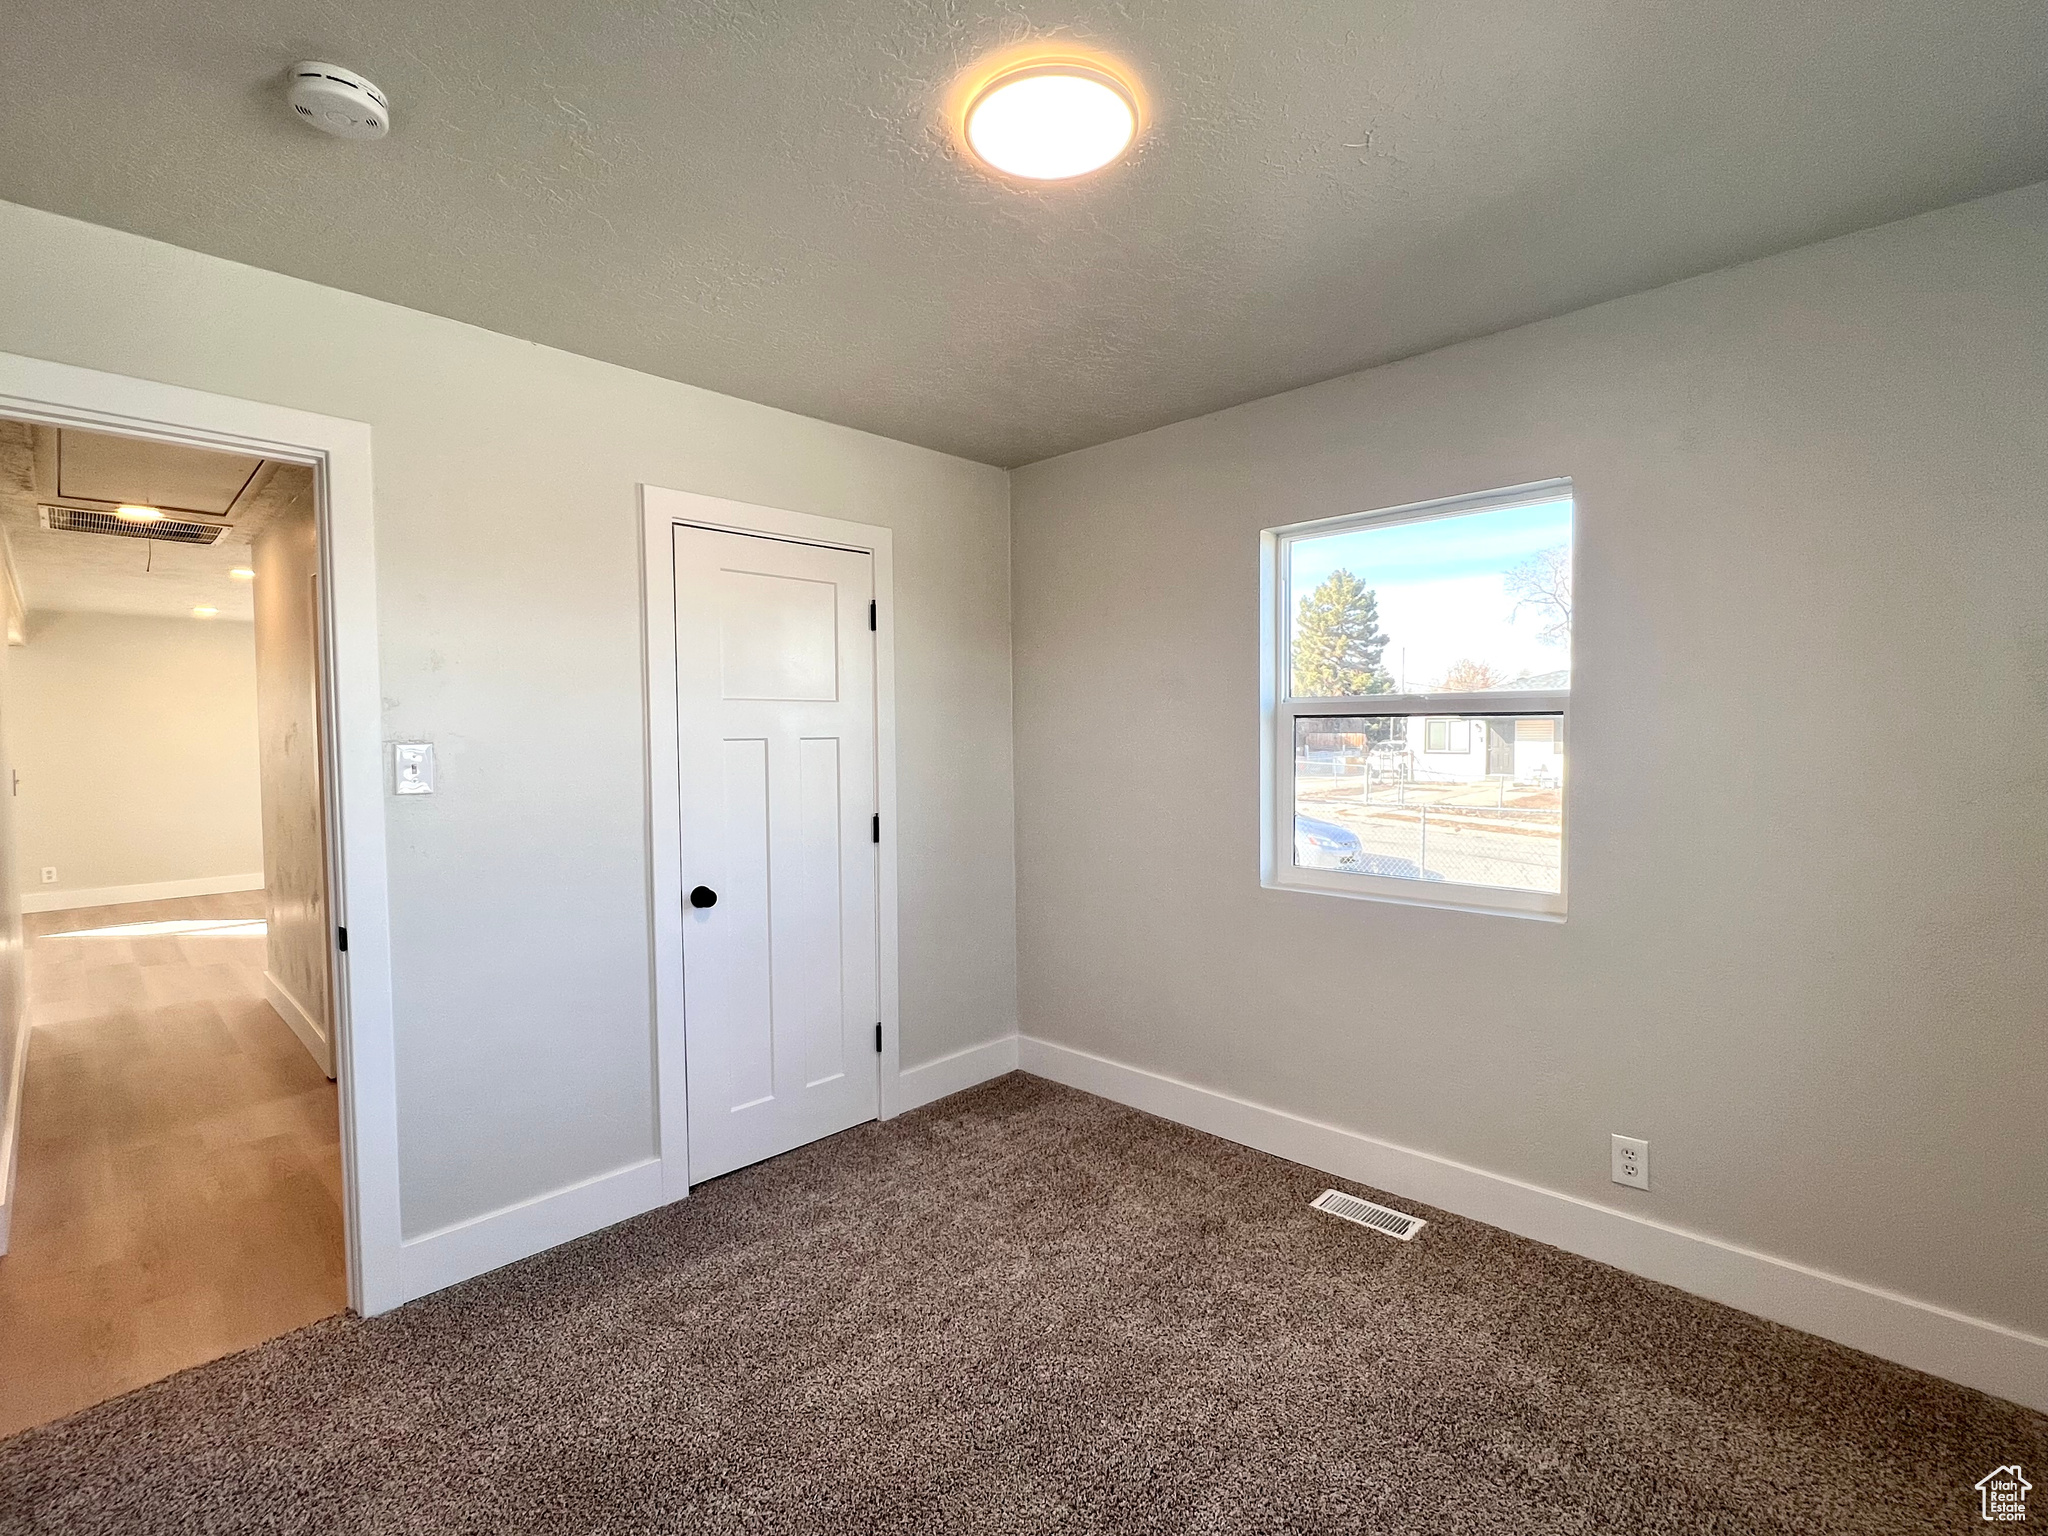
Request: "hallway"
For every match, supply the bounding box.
[0,892,344,1437]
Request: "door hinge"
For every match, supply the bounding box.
[872,813,880,844]
[336,925,349,953]
[869,599,876,632]
[875,1022,883,1054]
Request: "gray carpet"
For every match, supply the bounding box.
[2,1073,2040,1533]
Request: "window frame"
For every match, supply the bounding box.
[1422,718,1473,755]
[1259,478,1573,921]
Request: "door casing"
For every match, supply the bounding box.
[640,486,903,1201]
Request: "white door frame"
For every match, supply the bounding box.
[0,350,404,1315]
[640,485,902,1200]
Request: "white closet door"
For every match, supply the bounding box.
[672,524,878,1182]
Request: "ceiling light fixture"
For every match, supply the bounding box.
[115,505,164,523]
[229,568,256,581]
[192,606,218,619]
[960,56,1141,182]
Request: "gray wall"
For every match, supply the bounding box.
[0,199,1018,1241]
[11,611,263,899]
[253,474,332,1070]
[1010,184,2048,1338]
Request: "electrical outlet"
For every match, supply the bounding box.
[1611,1134,1650,1190]
[40,866,57,884]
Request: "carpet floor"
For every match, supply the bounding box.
[2,1073,2040,1534]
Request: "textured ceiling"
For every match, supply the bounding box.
[0,2,2042,467]
[0,420,310,621]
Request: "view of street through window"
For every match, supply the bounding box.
[1287,495,1572,894]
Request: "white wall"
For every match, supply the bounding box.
[11,610,263,903]
[0,199,1018,1241]
[1010,185,2048,1341]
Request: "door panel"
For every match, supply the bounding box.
[717,736,775,1110]
[674,525,877,1182]
[795,735,848,1088]
[718,569,841,702]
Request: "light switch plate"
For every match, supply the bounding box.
[393,742,435,795]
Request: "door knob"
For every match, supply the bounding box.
[689,885,718,909]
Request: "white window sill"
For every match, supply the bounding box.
[1265,866,1566,922]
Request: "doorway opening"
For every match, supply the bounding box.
[0,417,343,1434]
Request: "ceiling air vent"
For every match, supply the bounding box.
[1310,1189,1427,1241]
[39,506,228,546]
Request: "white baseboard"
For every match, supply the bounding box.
[397,1029,1021,1304]
[393,1027,1021,1305]
[898,1034,1019,1113]
[1018,1034,2048,1414]
[264,972,333,1080]
[396,1156,670,1302]
[21,872,264,914]
[0,1013,28,1255]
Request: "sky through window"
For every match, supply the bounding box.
[1287,498,1572,694]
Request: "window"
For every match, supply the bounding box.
[1263,480,1573,918]
[1422,719,1470,755]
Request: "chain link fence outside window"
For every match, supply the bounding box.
[1293,751,1563,895]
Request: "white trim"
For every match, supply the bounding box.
[0,1008,29,1255]
[0,351,402,1316]
[20,872,264,914]
[898,1035,1019,1113]
[1266,476,1574,542]
[639,486,903,1202]
[1273,861,1568,922]
[264,971,333,1079]
[396,1157,667,1300]
[1017,1035,2048,1413]
[1261,479,1576,922]
[1285,689,1568,717]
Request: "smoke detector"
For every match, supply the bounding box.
[285,62,390,140]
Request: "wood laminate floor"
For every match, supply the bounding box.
[0,892,344,1437]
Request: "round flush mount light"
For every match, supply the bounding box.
[286,61,391,141]
[959,56,1142,181]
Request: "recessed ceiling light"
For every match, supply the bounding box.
[115,505,164,523]
[962,59,1140,181]
[229,568,256,581]
[192,606,218,618]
